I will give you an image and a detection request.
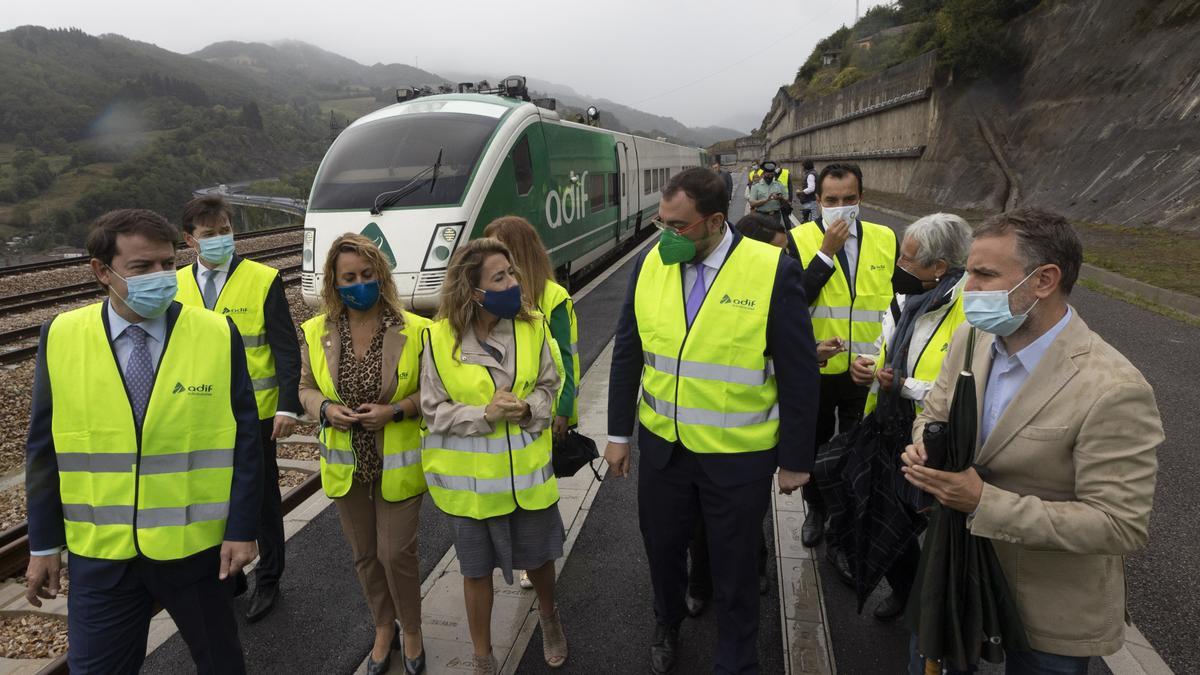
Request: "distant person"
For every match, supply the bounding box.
[711,160,734,203]
[797,160,818,222]
[788,163,897,551]
[420,238,567,673]
[770,160,793,221]
[748,163,789,231]
[298,233,429,675]
[903,210,1163,674]
[483,216,581,591]
[604,168,819,674]
[25,209,262,674]
[175,195,301,622]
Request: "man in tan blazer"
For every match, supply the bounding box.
[901,209,1163,673]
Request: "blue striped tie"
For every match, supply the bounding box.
[124,325,153,426]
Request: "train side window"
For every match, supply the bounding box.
[644,169,651,195]
[652,169,660,192]
[588,172,605,212]
[512,135,534,196]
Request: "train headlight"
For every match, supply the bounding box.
[302,229,316,272]
[423,222,466,271]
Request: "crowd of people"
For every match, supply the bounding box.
[22,158,1163,675]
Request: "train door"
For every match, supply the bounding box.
[615,141,632,235]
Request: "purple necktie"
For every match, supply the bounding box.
[685,264,707,326]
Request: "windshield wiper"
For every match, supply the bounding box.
[370,165,434,215]
[429,147,444,194]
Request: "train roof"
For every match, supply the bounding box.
[349,93,532,130]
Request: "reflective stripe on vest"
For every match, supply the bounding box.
[539,280,580,425]
[790,220,896,374]
[302,311,429,501]
[864,291,967,416]
[176,259,279,419]
[421,318,558,520]
[47,303,236,561]
[633,236,781,454]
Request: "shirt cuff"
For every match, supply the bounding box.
[815,250,834,268]
[607,435,631,444]
[274,411,300,420]
[30,547,63,556]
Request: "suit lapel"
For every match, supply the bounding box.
[975,311,1089,465]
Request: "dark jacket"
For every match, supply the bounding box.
[607,230,821,486]
[26,301,263,588]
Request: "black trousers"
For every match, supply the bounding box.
[639,444,771,674]
[687,512,769,599]
[67,552,245,674]
[255,417,286,587]
[803,373,868,512]
[885,539,921,601]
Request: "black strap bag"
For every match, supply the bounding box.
[552,429,602,480]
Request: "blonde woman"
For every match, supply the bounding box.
[298,233,429,675]
[420,238,567,673]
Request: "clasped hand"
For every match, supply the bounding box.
[900,440,983,513]
[485,386,529,424]
[325,402,392,431]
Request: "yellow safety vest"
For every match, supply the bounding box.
[864,291,967,416]
[791,220,896,374]
[176,260,280,420]
[301,312,430,501]
[777,168,790,191]
[635,237,781,453]
[749,168,762,184]
[421,318,558,520]
[47,303,236,561]
[539,280,580,425]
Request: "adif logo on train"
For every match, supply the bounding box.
[545,171,590,229]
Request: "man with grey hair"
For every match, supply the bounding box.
[902,209,1163,672]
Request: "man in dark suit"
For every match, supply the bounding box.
[605,168,820,674]
[712,160,734,204]
[25,209,263,674]
[175,195,302,621]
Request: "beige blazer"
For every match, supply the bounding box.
[914,309,1163,657]
[298,313,421,432]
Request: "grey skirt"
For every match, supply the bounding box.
[450,505,565,585]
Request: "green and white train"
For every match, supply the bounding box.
[300,80,706,312]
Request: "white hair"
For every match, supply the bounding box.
[903,212,972,268]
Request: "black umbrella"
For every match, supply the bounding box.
[905,328,1029,672]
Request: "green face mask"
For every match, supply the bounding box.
[658,228,697,265]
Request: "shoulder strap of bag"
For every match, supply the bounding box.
[963,326,977,374]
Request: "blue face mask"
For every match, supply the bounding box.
[197,233,234,265]
[338,279,380,311]
[108,267,178,319]
[476,285,523,320]
[962,268,1041,337]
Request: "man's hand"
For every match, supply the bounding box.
[816,337,846,363]
[876,367,896,392]
[219,540,258,580]
[604,441,631,478]
[849,355,875,386]
[900,440,927,469]
[552,415,569,440]
[901,465,983,513]
[819,217,851,257]
[25,554,61,607]
[778,469,810,495]
[271,415,297,441]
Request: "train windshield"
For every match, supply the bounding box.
[308,112,498,211]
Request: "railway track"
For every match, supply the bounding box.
[0,225,302,279]
[0,254,301,366]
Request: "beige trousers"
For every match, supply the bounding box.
[334,479,423,632]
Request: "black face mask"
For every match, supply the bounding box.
[892,264,931,295]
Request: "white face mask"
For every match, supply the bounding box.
[821,204,859,228]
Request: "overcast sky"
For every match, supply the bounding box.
[4,0,889,131]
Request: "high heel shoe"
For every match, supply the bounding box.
[366,622,400,675]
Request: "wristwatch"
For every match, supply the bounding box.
[391,402,405,423]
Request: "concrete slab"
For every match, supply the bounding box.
[780,558,823,624]
[786,619,834,675]
[777,510,815,561]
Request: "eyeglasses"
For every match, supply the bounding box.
[650,214,708,234]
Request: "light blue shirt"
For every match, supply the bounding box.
[107,302,167,375]
[979,307,1073,445]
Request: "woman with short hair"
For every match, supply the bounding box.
[420,237,567,673]
[298,233,429,674]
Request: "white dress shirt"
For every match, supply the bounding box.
[608,225,733,445]
[979,307,1073,445]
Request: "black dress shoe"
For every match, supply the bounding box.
[800,509,825,548]
[650,623,680,674]
[872,591,907,622]
[246,584,278,623]
[403,643,426,675]
[826,546,854,588]
[685,591,709,618]
[365,652,391,675]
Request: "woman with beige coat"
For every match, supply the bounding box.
[298,233,429,675]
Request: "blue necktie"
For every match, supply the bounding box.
[124,325,154,426]
[685,264,707,326]
[202,270,218,310]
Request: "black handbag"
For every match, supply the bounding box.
[552,429,602,480]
